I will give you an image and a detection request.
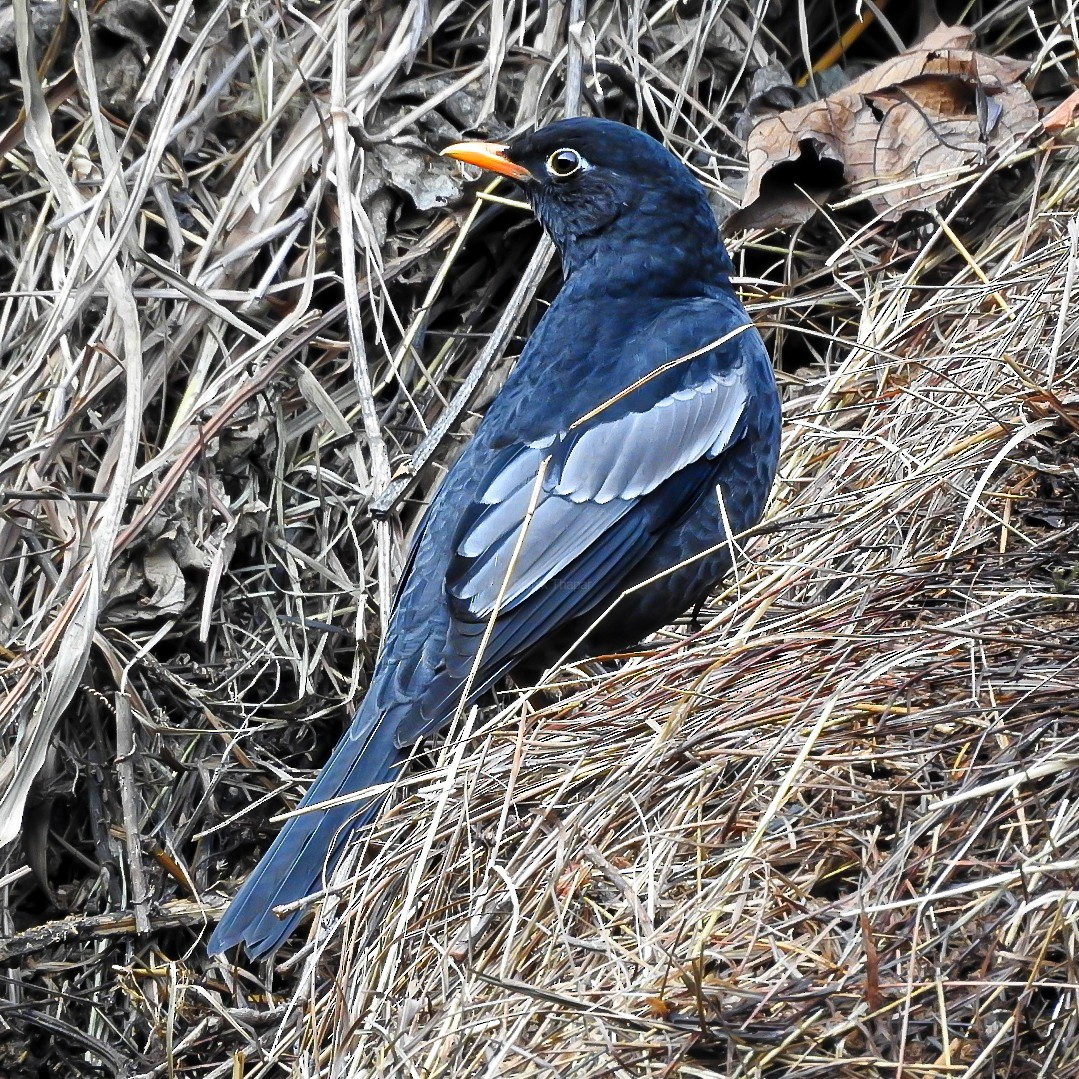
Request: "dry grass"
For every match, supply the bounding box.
[0,0,1077,1076]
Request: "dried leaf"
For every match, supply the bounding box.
[733,24,1038,229]
[377,144,460,212]
[734,59,802,143]
[1042,88,1079,134]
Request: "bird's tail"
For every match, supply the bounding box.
[207,695,401,957]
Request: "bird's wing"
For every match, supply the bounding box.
[446,313,757,629]
[391,510,434,615]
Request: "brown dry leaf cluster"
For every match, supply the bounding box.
[0,1,1078,1077]
[736,24,1040,229]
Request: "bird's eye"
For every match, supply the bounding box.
[546,148,584,179]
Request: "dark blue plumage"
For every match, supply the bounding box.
[209,118,781,957]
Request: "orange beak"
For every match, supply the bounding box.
[441,140,533,181]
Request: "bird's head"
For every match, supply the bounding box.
[442,117,732,290]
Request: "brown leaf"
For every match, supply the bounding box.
[1042,88,1079,134]
[732,24,1038,230]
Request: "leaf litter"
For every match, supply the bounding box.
[733,23,1040,229]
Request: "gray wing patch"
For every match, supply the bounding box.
[453,366,748,620]
[453,497,628,615]
[479,437,554,504]
[556,370,747,503]
[458,438,554,559]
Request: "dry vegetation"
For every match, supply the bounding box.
[1,0,1078,1075]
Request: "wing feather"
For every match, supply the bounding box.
[452,496,627,613]
[558,370,746,502]
[450,361,750,620]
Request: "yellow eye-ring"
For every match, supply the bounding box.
[546,148,584,178]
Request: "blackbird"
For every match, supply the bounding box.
[209,118,781,957]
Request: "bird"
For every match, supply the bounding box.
[209,117,782,957]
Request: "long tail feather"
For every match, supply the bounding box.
[208,697,400,957]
